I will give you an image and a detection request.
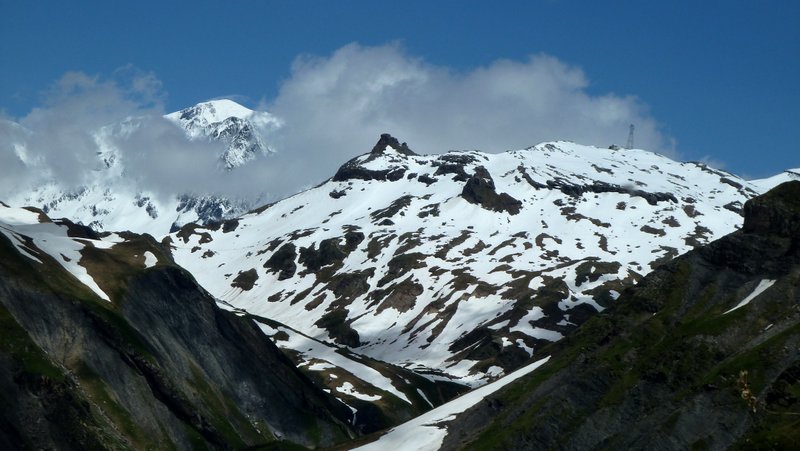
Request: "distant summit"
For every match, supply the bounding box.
[6,99,281,235]
[165,99,281,169]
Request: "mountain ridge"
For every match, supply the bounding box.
[1,127,797,449]
[170,134,789,389]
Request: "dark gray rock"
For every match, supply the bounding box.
[370,133,417,156]
[544,178,678,205]
[332,134,413,182]
[743,181,800,237]
[461,166,522,215]
[264,242,298,280]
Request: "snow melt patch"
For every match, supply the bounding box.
[336,382,382,401]
[0,205,111,302]
[256,323,412,404]
[356,356,550,451]
[417,388,435,408]
[143,251,157,268]
[724,279,777,314]
[0,228,43,263]
[307,361,336,371]
[41,233,111,302]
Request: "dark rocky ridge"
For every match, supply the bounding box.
[332,162,407,183]
[743,181,800,237]
[0,223,355,449]
[538,177,679,205]
[370,133,417,156]
[333,134,415,182]
[441,181,800,450]
[461,166,522,215]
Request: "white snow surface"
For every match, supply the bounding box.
[257,322,411,404]
[143,251,158,268]
[724,279,777,314]
[164,99,260,126]
[0,203,121,301]
[336,382,383,401]
[749,168,800,192]
[170,140,788,385]
[0,204,41,225]
[355,356,551,451]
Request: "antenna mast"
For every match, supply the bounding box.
[625,124,634,149]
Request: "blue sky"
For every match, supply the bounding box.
[1,0,797,179]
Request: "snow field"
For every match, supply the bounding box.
[171,141,780,385]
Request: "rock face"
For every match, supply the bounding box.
[0,209,354,449]
[333,134,415,182]
[441,181,800,450]
[370,133,417,156]
[460,166,522,214]
[743,180,800,237]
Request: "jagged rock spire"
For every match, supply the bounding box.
[370,133,417,156]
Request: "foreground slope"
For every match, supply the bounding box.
[0,202,353,449]
[171,135,771,385]
[439,181,800,450]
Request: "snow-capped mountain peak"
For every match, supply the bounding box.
[167,98,257,124]
[165,99,280,169]
[165,98,277,134]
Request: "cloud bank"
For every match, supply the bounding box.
[269,43,669,156]
[0,43,673,206]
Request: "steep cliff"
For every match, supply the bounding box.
[0,208,354,449]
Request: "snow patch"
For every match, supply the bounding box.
[143,251,157,268]
[356,356,550,451]
[0,206,42,225]
[724,279,777,314]
[417,388,434,408]
[336,382,383,401]
[257,323,412,404]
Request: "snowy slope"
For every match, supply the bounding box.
[0,201,157,301]
[749,167,800,192]
[356,356,550,451]
[170,135,783,385]
[8,99,275,236]
[253,316,467,427]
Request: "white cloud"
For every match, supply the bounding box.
[2,69,167,190]
[264,43,673,173]
[0,43,674,207]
